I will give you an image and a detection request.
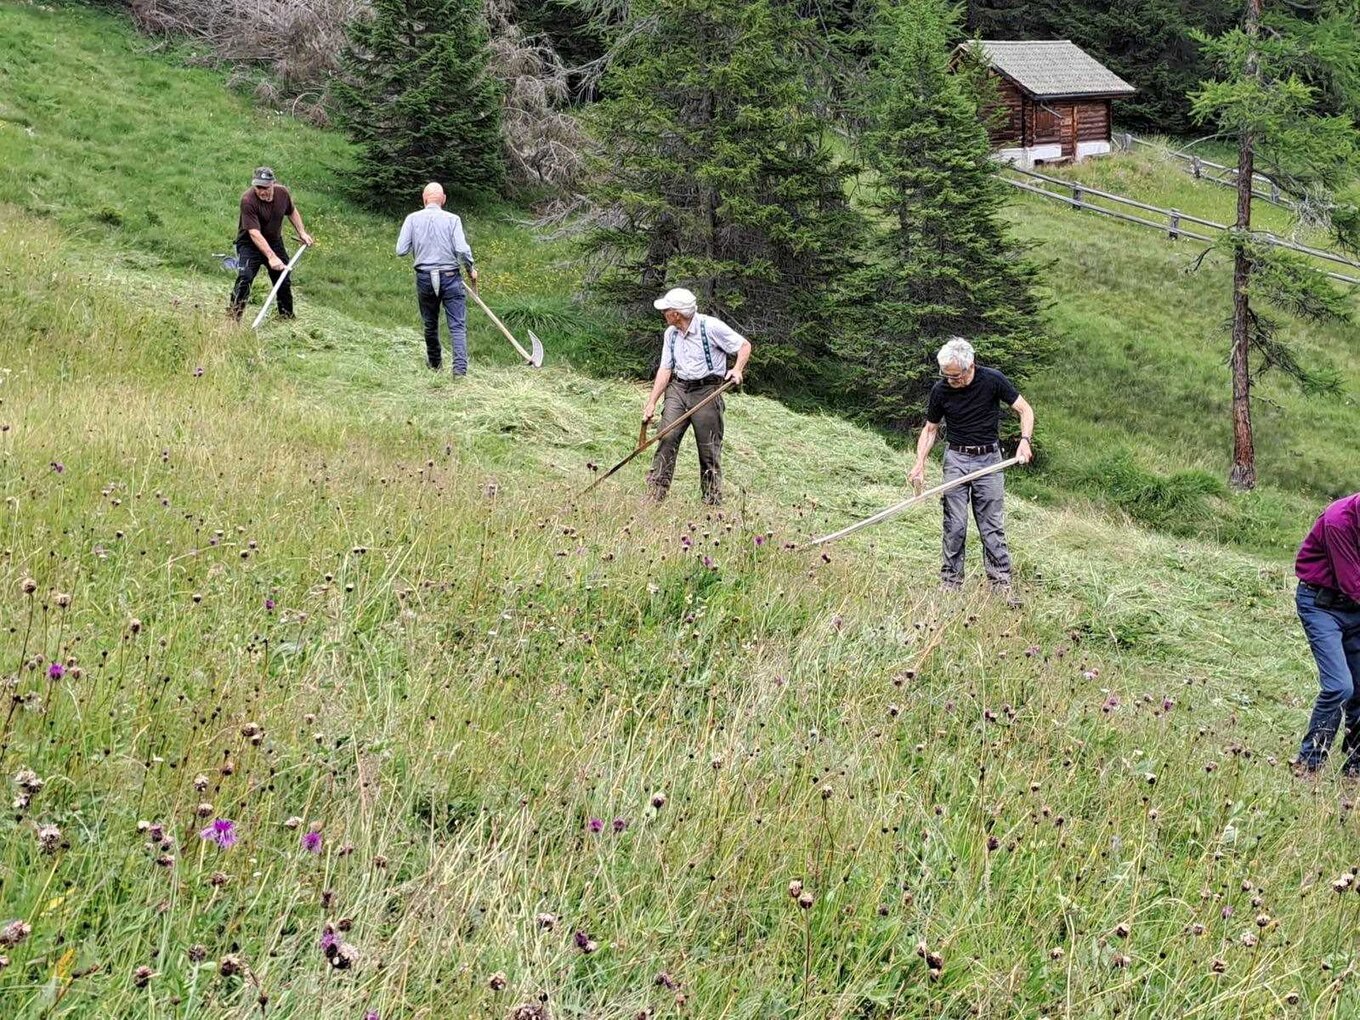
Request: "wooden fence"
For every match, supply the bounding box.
[1116,132,1293,208]
[1001,165,1360,286]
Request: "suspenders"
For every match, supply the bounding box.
[667,318,715,374]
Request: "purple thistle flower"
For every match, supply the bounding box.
[753,534,766,547]
[264,598,276,612]
[302,830,323,854]
[612,817,629,833]
[365,1012,379,1020]
[47,663,64,681]
[51,462,65,474]
[193,367,204,377]
[199,818,238,849]
[587,818,604,834]
[320,930,339,952]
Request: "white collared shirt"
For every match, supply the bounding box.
[662,314,746,380]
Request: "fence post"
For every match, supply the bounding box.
[1072,185,1083,210]
[1270,182,1280,204]
[1168,210,1181,240]
[1120,132,1133,152]
[1191,156,1202,179]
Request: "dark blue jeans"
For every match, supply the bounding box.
[416,269,467,374]
[1296,582,1360,771]
[229,238,292,320]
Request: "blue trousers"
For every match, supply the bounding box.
[416,269,467,374]
[1296,582,1360,770]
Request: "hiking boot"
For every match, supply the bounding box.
[988,581,1022,608]
[1290,759,1322,779]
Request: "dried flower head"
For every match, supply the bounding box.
[219,954,244,978]
[36,823,61,855]
[535,913,557,932]
[133,965,155,988]
[489,972,508,991]
[0,921,32,948]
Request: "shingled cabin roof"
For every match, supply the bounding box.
[959,40,1136,100]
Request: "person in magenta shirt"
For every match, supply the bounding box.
[1294,492,1360,774]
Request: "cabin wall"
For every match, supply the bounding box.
[983,75,1025,146]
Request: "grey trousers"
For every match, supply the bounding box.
[646,380,724,504]
[941,448,1012,585]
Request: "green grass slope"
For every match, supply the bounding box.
[0,11,1359,1015]
[2,3,1357,557]
[0,177,1347,1020]
[1002,149,1360,552]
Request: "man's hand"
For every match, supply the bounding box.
[725,367,743,386]
[642,398,656,422]
[268,256,286,272]
[908,462,926,489]
[298,232,314,247]
[468,267,479,292]
[1017,438,1033,465]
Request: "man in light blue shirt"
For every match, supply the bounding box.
[396,183,479,375]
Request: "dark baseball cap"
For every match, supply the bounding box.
[251,167,276,187]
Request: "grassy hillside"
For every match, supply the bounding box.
[1,12,1360,1015]
[1000,148,1360,553]
[2,3,1357,557]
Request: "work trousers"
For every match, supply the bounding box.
[1296,582,1360,772]
[416,268,468,374]
[647,379,725,505]
[229,238,292,321]
[941,448,1012,586]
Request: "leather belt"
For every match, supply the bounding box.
[676,374,725,391]
[948,442,999,455]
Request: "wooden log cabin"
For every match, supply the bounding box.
[956,40,1136,168]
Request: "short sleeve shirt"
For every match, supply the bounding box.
[236,186,294,245]
[925,365,1020,447]
[661,313,746,381]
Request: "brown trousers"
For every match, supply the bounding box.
[646,380,725,504]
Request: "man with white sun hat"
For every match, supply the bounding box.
[641,287,752,505]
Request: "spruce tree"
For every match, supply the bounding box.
[332,0,504,210]
[582,0,865,387]
[838,0,1048,431]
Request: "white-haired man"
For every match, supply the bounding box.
[642,287,752,504]
[396,183,479,376]
[908,337,1034,599]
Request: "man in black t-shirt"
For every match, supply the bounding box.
[908,337,1035,600]
[228,166,315,322]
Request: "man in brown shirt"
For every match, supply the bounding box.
[228,166,314,322]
